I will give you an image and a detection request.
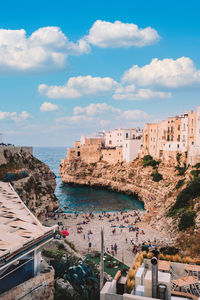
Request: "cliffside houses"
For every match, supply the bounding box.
[66,106,200,166]
[142,106,200,165]
[66,128,143,164]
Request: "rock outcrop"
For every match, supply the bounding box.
[0,148,58,219]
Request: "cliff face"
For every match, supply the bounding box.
[60,157,200,231]
[60,158,178,231]
[1,148,58,219]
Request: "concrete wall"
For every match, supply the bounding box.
[0,146,33,166]
[0,264,54,300]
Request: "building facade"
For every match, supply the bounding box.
[142,106,200,165]
[66,128,142,164]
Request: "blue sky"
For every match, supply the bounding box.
[1,0,200,146]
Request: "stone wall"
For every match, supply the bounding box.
[67,145,101,163]
[101,147,123,164]
[0,265,54,300]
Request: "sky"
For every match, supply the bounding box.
[1,0,200,146]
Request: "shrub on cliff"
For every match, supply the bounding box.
[175,163,187,176]
[142,155,160,168]
[190,169,200,178]
[172,178,200,211]
[175,179,185,189]
[178,211,196,231]
[151,170,163,182]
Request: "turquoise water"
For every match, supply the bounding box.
[33,147,144,213]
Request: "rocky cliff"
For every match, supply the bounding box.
[0,148,58,219]
[60,157,200,256]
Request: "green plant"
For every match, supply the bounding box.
[190,169,200,178]
[90,162,97,167]
[178,211,196,231]
[175,179,185,189]
[169,178,200,216]
[175,163,187,176]
[193,162,200,169]
[151,170,163,182]
[58,243,65,250]
[42,248,65,260]
[176,153,182,165]
[64,240,77,252]
[160,246,179,255]
[142,155,160,168]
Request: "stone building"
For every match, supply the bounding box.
[142,106,200,165]
[66,128,142,164]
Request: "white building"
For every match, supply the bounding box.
[104,128,143,162]
[123,137,142,162]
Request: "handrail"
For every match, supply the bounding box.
[171,290,198,300]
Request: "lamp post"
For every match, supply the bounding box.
[100,227,104,291]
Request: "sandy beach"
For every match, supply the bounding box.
[46,210,171,267]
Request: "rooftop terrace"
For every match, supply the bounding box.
[0,182,56,262]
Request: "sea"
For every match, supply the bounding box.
[33,147,144,213]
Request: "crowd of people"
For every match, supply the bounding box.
[46,208,162,261]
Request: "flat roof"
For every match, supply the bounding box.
[0,182,56,260]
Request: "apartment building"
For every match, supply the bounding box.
[142,106,200,165]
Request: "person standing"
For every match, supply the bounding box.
[114,243,117,254]
[88,241,92,253]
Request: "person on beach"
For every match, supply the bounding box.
[88,241,92,253]
[114,243,117,254]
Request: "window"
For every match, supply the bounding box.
[169,144,171,148]
[109,140,112,145]
[126,133,128,138]
[171,126,173,133]
[168,127,170,133]
[167,135,170,141]
[171,135,174,141]
[192,141,194,145]
[177,135,180,142]
[77,151,80,157]
[178,125,180,130]
[177,144,179,148]
[183,124,185,131]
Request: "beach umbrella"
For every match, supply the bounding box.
[62,230,69,236]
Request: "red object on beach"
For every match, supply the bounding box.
[62,230,69,236]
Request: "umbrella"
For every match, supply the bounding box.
[62,230,69,236]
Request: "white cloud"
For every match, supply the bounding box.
[0,27,90,73]
[122,110,149,120]
[38,75,118,99]
[122,57,200,88]
[86,20,160,48]
[60,102,150,123]
[40,102,58,112]
[113,84,171,100]
[73,102,120,116]
[0,111,30,122]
